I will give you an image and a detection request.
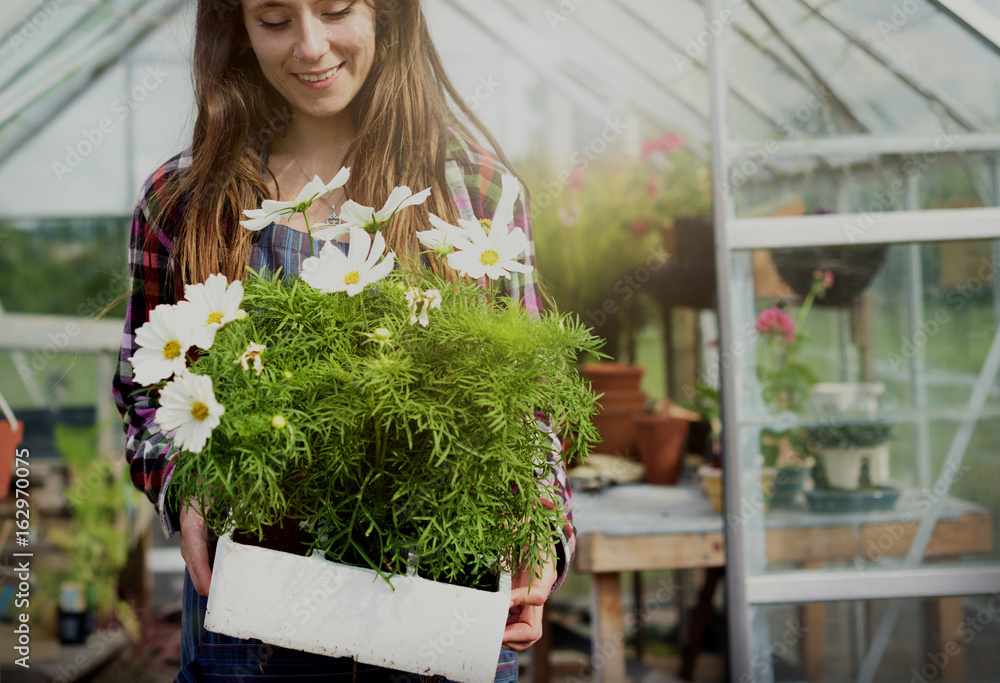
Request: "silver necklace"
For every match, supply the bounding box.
[284,142,344,225]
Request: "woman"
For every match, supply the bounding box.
[112,1,575,680]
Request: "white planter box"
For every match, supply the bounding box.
[204,533,511,683]
[809,382,885,415]
[818,444,889,489]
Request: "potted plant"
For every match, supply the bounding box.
[529,134,710,455]
[128,173,601,683]
[529,133,711,361]
[759,427,815,507]
[753,271,834,505]
[804,421,893,490]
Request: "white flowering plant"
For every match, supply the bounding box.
[128,170,601,587]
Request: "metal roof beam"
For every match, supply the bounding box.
[603,0,812,140]
[443,0,711,147]
[0,0,188,165]
[732,132,1000,157]
[797,0,988,131]
[747,0,883,134]
[928,0,1000,57]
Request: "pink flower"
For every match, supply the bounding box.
[755,307,795,343]
[647,177,661,199]
[557,202,581,226]
[631,218,651,238]
[567,169,586,193]
[641,133,685,158]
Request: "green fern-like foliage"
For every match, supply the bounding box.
[169,268,601,586]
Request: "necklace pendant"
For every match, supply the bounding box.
[326,208,343,225]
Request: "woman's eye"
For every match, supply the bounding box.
[258,19,289,30]
[324,2,355,18]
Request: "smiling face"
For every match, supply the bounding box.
[241,0,377,123]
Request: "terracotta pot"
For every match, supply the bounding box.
[582,363,646,457]
[592,412,640,457]
[581,363,644,393]
[0,420,24,499]
[634,414,689,485]
[594,389,647,416]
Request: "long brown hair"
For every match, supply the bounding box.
[167,0,520,287]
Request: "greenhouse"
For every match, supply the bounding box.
[1,0,999,681]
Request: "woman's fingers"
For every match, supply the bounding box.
[179,502,213,596]
[502,604,543,651]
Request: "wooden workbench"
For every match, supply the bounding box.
[555,483,993,682]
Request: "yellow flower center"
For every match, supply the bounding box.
[190,402,209,421]
[344,271,360,285]
[480,250,500,266]
[163,340,181,360]
[479,218,493,234]
[207,311,223,324]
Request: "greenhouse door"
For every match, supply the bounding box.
[705,0,1000,680]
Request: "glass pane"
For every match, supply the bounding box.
[730,153,997,220]
[751,595,1000,682]
[833,0,1000,130]
[730,240,1000,575]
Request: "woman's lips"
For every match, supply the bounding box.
[295,64,342,85]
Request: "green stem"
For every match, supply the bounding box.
[795,281,823,329]
[303,211,314,258]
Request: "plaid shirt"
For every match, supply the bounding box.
[112,136,576,591]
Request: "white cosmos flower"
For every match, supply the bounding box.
[404,287,442,327]
[176,274,246,350]
[300,226,396,296]
[415,217,469,257]
[155,372,225,454]
[130,303,194,386]
[429,174,533,280]
[312,186,431,242]
[240,168,351,231]
[235,342,267,376]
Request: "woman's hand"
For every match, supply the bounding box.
[180,501,213,597]
[502,549,559,652]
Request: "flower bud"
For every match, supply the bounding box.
[271,415,287,430]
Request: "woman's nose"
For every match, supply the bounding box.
[294,15,326,63]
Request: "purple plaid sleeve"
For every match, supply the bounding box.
[111,150,191,538]
[446,136,576,593]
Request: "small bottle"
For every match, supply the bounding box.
[57,581,88,645]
